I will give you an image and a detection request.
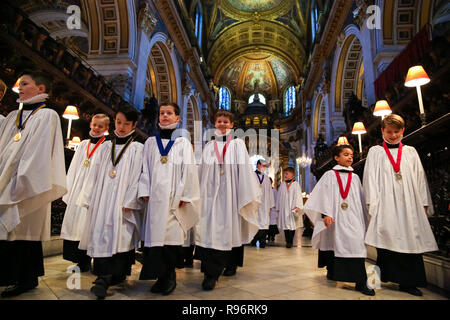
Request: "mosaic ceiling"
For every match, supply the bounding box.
[207,0,309,101]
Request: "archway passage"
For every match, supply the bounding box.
[147,41,178,104]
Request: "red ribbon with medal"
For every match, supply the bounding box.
[382,141,403,180]
[213,134,232,175]
[334,170,352,210]
[84,136,106,167]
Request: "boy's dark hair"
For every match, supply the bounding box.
[332,144,354,158]
[214,110,234,123]
[284,167,295,174]
[116,105,139,123]
[257,159,267,166]
[159,102,181,116]
[20,70,52,93]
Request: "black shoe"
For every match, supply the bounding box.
[399,285,423,296]
[356,283,375,296]
[223,266,237,276]
[161,270,176,296]
[77,262,91,273]
[184,259,194,268]
[150,278,164,293]
[90,278,108,299]
[286,243,293,248]
[250,240,257,247]
[1,283,37,298]
[110,275,126,286]
[202,275,217,291]
[260,241,266,248]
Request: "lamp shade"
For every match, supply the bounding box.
[404,65,430,87]
[352,122,366,135]
[337,136,349,145]
[12,78,20,93]
[63,105,79,120]
[373,100,392,117]
[71,136,81,144]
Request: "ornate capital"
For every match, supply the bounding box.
[139,3,158,37]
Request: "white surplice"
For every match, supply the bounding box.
[60,138,105,241]
[269,188,279,226]
[78,139,143,257]
[0,105,66,241]
[0,115,5,127]
[139,136,200,247]
[254,171,275,230]
[195,137,260,251]
[363,144,438,254]
[304,165,368,258]
[277,180,304,230]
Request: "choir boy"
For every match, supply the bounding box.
[138,102,200,296]
[363,114,438,296]
[60,113,110,272]
[196,110,260,290]
[267,177,279,243]
[78,105,143,299]
[277,167,303,248]
[304,144,375,296]
[0,71,66,297]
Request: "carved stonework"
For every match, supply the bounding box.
[182,81,192,96]
[337,31,346,47]
[353,0,371,28]
[139,2,158,37]
[166,39,174,53]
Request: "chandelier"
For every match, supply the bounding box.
[296,154,312,168]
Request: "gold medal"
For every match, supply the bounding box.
[13,132,21,142]
[395,172,402,180]
[341,202,348,210]
[160,156,168,164]
[109,169,117,178]
[220,169,224,175]
[83,160,90,167]
[259,185,263,189]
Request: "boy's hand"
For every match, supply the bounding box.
[143,196,149,201]
[424,206,428,215]
[294,207,300,213]
[324,216,335,228]
[123,207,132,212]
[179,201,188,208]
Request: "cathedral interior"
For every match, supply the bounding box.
[0,0,449,300]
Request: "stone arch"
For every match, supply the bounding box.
[312,94,327,141]
[332,34,364,115]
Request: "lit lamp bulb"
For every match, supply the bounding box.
[373,100,392,120]
[404,65,430,126]
[63,105,79,142]
[12,78,20,94]
[337,136,349,146]
[351,122,366,153]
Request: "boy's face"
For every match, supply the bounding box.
[284,171,294,181]
[334,147,354,167]
[90,117,109,136]
[257,163,268,172]
[18,75,46,101]
[159,105,180,126]
[115,112,136,136]
[215,116,234,134]
[381,125,405,144]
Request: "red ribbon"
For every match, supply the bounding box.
[213,135,232,164]
[86,136,106,159]
[382,141,403,173]
[286,179,295,190]
[334,170,352,200]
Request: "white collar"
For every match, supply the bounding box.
[89,131,106,138]
[333,165,354,171]
[382,136,403,145]
[215,129,232,137]
[16,93,48,105]
[114,130,135,138]
[158,122,178,130]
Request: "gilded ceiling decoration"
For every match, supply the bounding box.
[208,0,307,102]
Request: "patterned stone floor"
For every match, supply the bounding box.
[1,241,448,300]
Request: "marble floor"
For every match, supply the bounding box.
[1,241,448,300]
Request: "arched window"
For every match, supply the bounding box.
[218,87,231,110]
[194,2,203,48]
[284,86,296,116]
[311,1,319,43]
[248,93,266,105]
